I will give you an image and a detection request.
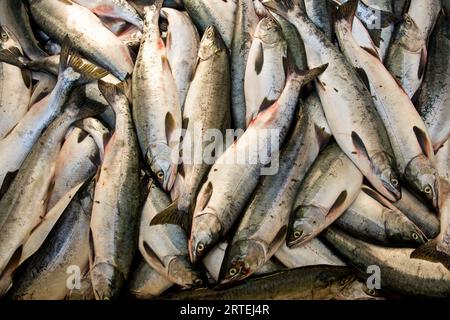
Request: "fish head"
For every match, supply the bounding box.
[198,26,226,61]
[0,25,18,49]
[255,16,284,46]
[405,155,440,210]
[189,210,222,264]
[335,278,385,300]
[398,14,426,51]
[167,256,204,288]
[147,143,178,192]
[384,208,427,246]
[219,240,266,285]
[287,205,327,248]
[371,152,401,201]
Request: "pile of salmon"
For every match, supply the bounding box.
[0,0,449,300]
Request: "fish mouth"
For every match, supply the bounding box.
[382,182,402,202]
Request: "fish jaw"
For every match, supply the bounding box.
[370,151,402,201]
[166,256,204,288]
[287,205,327,248]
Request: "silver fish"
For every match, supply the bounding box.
[90,81,141,300]
[132,1,181,192]
[163,8,199,109]
[287,143,363,248]
[29,0,134,80]
[128,261,174,299]
[335,0,439,210]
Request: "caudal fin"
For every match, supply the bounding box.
[411,239,450,270]
[263,0,305,18]
[0,47,27,68]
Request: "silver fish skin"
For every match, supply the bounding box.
[90,81,141,300]
[407,0,441,41]
[163,8,200,109]
[176,26,231,217]
[244,16,287,127]
[29,0,133,80]
[140,182,203,288]
[47,127,100,210]
[78,117,110,160]
[336,186,427,247]
[393,187,440,239]
[29,72,57,107]
[128,261,174,299]
[132,1,181,192]
[323,227,450,298]
[219,98,332,284]
[287,143,363,248]
[0,26,31,139]
[230,0,259,130]
[0,43,107,188]
[274,240,346,268]
[436,140,450,181]
[0,98,105,277]
[385,13,428,98]
[8,180,94,300]
[189,64,327,264]
[73,0,144,29]
[0,0,47,60]
[183,0,236,48]
[416,13,450,152]
[335,0,439,210]
[264,0,401,203]
[304,0,333,40]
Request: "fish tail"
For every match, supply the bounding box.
[150,199,192,234]
[263,0,305,18]
[335,0,358,27]
[98,78,132,105]
[59,36,109,83]
[0,47,28,68]
[411,239,450,271]
[296,63,328,85]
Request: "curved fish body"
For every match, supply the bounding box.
[323,227,450,298]
[0,26,31,139]
[90,82,141,300]
[0,0,47,60]
[304,0,333,40]
[132,2,181,192]
[78,117,110,160]
[189,65,327,264]
[183,0,236,48]
[385,14,428,98]
[230,0,259,130]
[177,26,231,217]
[47,127,100,210]
[163,8,200,108]
[7,180,94,300]
[244,17,287,127]
[335,1,439,210]
[437,140,450,181]
[162,265,377,300]
[264,0,400,203]
[416,13,450,152]
[140,182,202,288]
[393,187,440,239]
[287,143,363,248]
[73,0,144,29]
[407,0,441,41]
[274,240,346,268]
[128,261,174,299]
[336,186,427,247]
[219,99,332,284]
[29,0,133,80]
[0,99,104,277]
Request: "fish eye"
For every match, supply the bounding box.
[391,178,399,187]
[229,268,237,276]
[0,33,7,40]
[293,230,302,239]
[194,279,203,285]
[368,289,376,296]
[156,171,164,180]
[424,185,432,194]
[197,243,205,252]
[412,232,419,240]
